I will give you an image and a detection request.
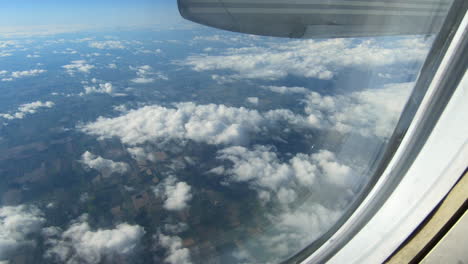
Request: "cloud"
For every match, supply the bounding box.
[153,176,192,211]
[182,37,430,81]
[11,69,46,78]
[53,49,78,55]
[157,233,192,264]
[216,146,354,202]
[44,214,145,264]
[0,205,45,261]
[246,97,259,105]
[130,65,168,84]
[0,69,47,81]
[80,102,313,147]
[303,82,413,138]
[62,60,94,75]
[0,52,12,57]
[26,54,40,58]
[80,102,264,146]
[0,101,55,120]
[89,41,125,49]
[164,181,192,211]
[82,82,114,95]
[261,85,309,95]
[80,151,129,178]
[245,203,342,262]
[107,63,117,69]
[127,147,157,163]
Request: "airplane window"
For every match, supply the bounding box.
[0,0,457,263]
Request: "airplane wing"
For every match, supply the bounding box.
[177,0,453,38]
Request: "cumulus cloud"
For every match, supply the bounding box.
[303,82,413,138]
[0,205,45,261]
[0,69,47,81]
[182,37,430,81]
[127,147,157,163]
[80,151,129,177]
[157,233,192,264]
[83,82,114,95]
[44,214,145,264]
[80,102,263,146]
[0,101,55,120]
[11,69,46,78]
[246,97,259,105]
[80,102,313,147]
[240,203,342,262]
[261,85,309,95]
[89,41,125,49]
[216,146,354,202]
[153,176,192,211]
[130,65,168,84]
[62,60,94,75]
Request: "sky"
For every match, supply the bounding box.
[0,0,180,28]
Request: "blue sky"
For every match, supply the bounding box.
[0,0,181,28]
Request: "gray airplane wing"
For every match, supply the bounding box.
[177,0,453,38]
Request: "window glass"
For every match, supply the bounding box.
[0,1,453,263]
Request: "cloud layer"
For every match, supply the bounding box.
[182,38,430,81]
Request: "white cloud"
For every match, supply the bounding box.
[255,203,342,262]
[80,151,129,177]
[153,176,192,211]
[0,69,47,81]
[80,102,313,147]
[216,146,354,202]
[62,60,94,75]
[303,82,413,138]
[127,147,156,163]
[164,181,192,211]
[80,102,264,146]
[44,214,145,264]
[130,65,168,84]
[0,101,54,120]
[261,85,309,95]
[182,37,430,81]
[0,205,45,261]
[11,69,46,78]
[89,41,125,50]
[246,97,259,105]
[0,52,13,57]
[107,63,117,69]
[26,54,40,58]
[83,82,114,95]
[157,233,192,264]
